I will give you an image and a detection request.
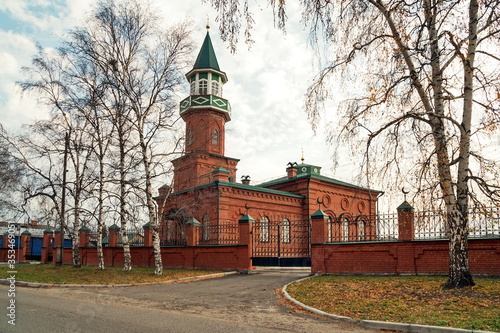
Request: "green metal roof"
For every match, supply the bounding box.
[311,209,329,219]
[212,167,230,174]
[239,214,255,223]
[397,201,414,212]
[169,181,305,199]
[257,173,382,193]
[193,31,220,71]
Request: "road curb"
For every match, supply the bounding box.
[281,275,497,333]
[0,271,238,288]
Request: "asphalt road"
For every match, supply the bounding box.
[0,268,384,333]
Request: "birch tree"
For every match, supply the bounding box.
[0,126,26,221]
[19,0,192,273]
[65,0,190,273]
[19,45,101,268]
[81,81,113,270]
[207,0,500,288]
[1,122,66,235]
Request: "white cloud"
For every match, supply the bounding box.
[0,0,354,185]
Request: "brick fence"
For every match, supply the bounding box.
[310,239,500,275]
[0,214,256,272]
[2,204,499,275]
[310,203,500,275]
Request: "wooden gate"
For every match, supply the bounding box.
[252,219,310,267]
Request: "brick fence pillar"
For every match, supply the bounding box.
[41,229,53,263]
[239,214,255,270]
[53,228,64,264]
[2,232,8,249]
[186,218,201,246]
[20,230,31,262]
[108,224,120,247]
[311,209,329,244]
[143,223,153,247]
[79,226,90,247]
[397,201,415,241]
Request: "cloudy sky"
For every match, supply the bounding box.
[0,1,365,194]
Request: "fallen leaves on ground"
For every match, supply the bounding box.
[286,275,500,331]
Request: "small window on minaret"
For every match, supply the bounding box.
[199,79,208,95]
[211,81,219,96]
[212,129,219,145]
[190,82,196,95]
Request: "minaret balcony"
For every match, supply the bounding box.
[180,95,231,120]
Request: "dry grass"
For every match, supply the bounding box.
[286,275,500,331]
[0,264,223,285]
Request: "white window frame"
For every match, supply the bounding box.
[211,81,220,96]
[198,79,208,95]
[212,129,219,145]
[282,219,290,243]
[358,219,365,241]
[342,218,349,242]
[260,216,269,243]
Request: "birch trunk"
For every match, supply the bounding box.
[444,0,478,289]
[137,122,163,274]
[96,155,105,270]
[119,126,131,272]
[72,190,81,267]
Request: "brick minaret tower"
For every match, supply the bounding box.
[172,27,239,192]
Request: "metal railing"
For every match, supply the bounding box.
[159,222,186,246]
[198,222,240,245]
[327,213,398,243]
[414,210,448,239]
[468,207,500,238]
[415,207,500,239]
[327,207,500,243]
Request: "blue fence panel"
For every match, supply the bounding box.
[64,239,72,248]
[51,238,73,248]
[30,237,43,256]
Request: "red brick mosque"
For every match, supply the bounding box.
[155,29,382,265]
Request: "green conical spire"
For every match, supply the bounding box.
[192,31,220,71]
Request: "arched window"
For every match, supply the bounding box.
[260,216,269,243]
[342,218,349,242]
[212,129,219,145]
[190,81,196,95]
[198,79,208,95]
[327,215,332,243]
[202,214,210,241]
[358,220,365,241]
[282,219,290,243]
[211,81,220,96]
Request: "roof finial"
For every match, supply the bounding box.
[206,14,210,30]
[301,148,305,164]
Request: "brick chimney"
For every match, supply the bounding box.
[287,166,297,178]
[241,175,251,185]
